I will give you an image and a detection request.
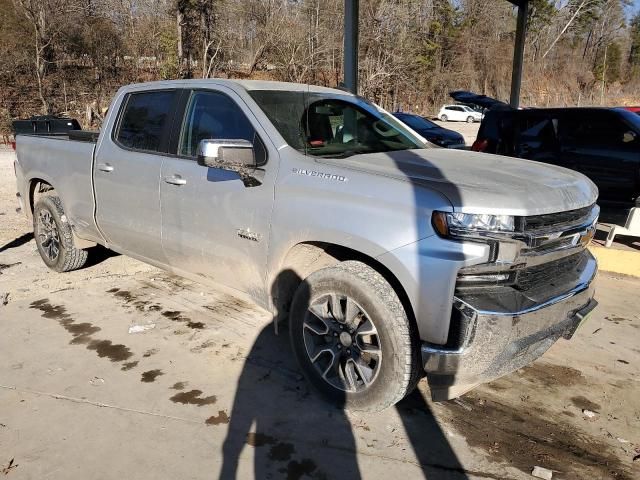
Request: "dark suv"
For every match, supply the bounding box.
[393,112,465,148]
[472,107,640,206]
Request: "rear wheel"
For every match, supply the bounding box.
[289,260,421,412]
[440,114,448,122]
[466,116,475,123]
[33,195,88,272]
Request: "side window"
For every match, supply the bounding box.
[179,91,257,157]
[519,117,558,140]
[302,98,418,155]
[562,114,628,147]
[516,116,559,156]
[116,91,176,152]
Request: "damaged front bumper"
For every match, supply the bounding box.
[423,249,598,401]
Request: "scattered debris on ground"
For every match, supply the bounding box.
[128,323,156,334]
[531,465,553,479]
[88,377,105,387]
[1,458,18,475]
[452,398,473,411]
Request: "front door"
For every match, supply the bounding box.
[560,112,639,203]
[94,89,178,262]
[160,87,276,295]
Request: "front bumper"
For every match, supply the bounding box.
[422,250,597,400]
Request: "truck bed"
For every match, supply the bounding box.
[18,130,99,143]
[14,134,101,242]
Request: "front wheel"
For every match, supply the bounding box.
[440,114,448,122]
[466,116,475,123]
[33,195,88,272]
[289,261,421,412]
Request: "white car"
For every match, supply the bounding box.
[438,105,483,123]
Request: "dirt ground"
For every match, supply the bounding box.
[0,146,638,480]
[432,119,480,146]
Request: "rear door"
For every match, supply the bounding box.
[94,89,178,262]
[159,87,275,295]
[559,111,639,202]
[513,113,563,166]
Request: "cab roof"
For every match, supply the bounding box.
[120,78,351,96]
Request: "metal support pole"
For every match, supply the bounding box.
[343,0,359,94]
[510,0,528,108]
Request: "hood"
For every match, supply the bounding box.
[325,149,598,216]
[449,91,511,111]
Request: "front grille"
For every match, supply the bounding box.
[519,204,595,232]
[515,252,584,291]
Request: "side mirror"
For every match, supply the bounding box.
[196,138,263,187]
[196,139,256,169]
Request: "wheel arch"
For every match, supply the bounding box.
[28,177,56,218]
[269,241,418,336]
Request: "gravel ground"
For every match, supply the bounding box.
[432,119,480,146]
[0,146,638,480]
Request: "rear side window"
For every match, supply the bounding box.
[116,91,176,152]
[179,91,257,157]
[561,113,629,147]
[518,116,559,141]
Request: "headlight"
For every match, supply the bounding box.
[432,211,515,237]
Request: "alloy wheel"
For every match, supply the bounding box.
[302,293,382,393]
[37,209,61,261]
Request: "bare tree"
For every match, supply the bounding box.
[13,0,59,113]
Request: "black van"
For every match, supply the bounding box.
[471,107,640,206]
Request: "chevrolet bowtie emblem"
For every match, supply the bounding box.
[579,225,596,247]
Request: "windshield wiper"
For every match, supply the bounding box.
[318,149,367,159]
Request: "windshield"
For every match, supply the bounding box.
[394,113,437,131]
[248,90,426,158]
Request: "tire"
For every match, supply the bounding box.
[33,195,88,272]
[440,114,448,122]
[466,116,475,123]
[289,260,421,412]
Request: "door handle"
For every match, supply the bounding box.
[97,163,114,172]
[164,175,187,186]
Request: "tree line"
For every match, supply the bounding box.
[1,0,639,133]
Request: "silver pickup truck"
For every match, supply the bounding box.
[14,80,599,411]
